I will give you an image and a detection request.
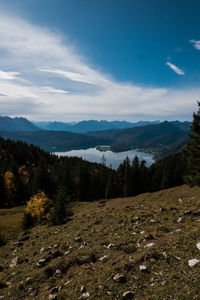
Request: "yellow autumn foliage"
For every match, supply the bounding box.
[4,171,16,200]
[18,165,29,185]
[26,192,52,220]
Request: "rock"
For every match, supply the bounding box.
[177,217,182,223]
[12,241,23,247]
[49,295,57,300]
[184,210,192,215]
[75,237,82,242]
[50,286,59,295]
[178,198,182,203]
[10,256,23,268]
[107,243,114,249]
[80,285,86,293]
[112,259,120,265]
[53,244,58,249]
[196,242,200,250]
[36,258,46,268]
[113,273,126,283]
[0,296,5,299]
[82,292,90,298]
[64,251,70,256]
[188,259,199,267]
[139,265,148,272]
[144,242,155,248]
[122,291,134,299]
[99,255,108,262]
[25,277,32,284]
[40,247,45,253]
[149,219,156,224]
[55,269,62,277]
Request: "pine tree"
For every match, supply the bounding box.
[185,102,200,186]
[48,185,72,225]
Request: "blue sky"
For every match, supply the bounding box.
[0,0,200,121]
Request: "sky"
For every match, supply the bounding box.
[0,0,200,122]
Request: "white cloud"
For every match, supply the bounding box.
[190,39,200,50]
[166,62,185,75]
[0,71,20,80]
[40,69,97,85]
[0,11,196,121]
[42,86,70,94]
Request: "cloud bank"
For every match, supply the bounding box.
[0,12,197,121]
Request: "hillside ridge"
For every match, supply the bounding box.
[1,185,200,299]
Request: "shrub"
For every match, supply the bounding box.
[26,191,52,221]
[21,212,35,230]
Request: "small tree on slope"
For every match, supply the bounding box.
[185,101,200,186]
[48,184,72,225]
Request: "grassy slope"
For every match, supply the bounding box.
[0,206,25,238]
[1,185,200,299]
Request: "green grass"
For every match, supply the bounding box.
[1,186,200,299]
[0,206,25,238]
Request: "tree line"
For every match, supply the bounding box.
[0,102,199,225]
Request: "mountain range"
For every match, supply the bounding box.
[34,120,160,133]
[0,116,191,159]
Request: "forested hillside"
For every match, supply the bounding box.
[0,136,186,209]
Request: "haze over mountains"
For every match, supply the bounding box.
[0,115,191,160]
[34,120,160,133]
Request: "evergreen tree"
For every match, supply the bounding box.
[48,185,72,225]
[185,102,200,186]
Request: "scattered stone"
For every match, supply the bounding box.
[0,296,5,299]
[80,285,86,293]
[99,255,108,262]
[113,273,126,283]
[75,237,82,242]
[150,219,156,224]
[36,259,46,268]
[40,247,45,253]
[122,291,134,299]
[188,259,199,267]
[50,286,59,295]
[178,198,182,203]
[196,242,200,250]
[64,251,70,256]
[82,292,90,298]
[10,256,23,268]
[184,210,192,215]
[53,244,58,249]
[162,252,168,259]
[55,269,62,276]
[64,281,71,285]
[112,259,120,265]
[177,217,182,223]
[25,277,32,284]
[107,243,114,249]
[144,242,155,248]
[139,265,148,272]
[49,295,57,300]
[12,241,23,247]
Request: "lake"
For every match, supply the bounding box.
[55,147,155,169]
